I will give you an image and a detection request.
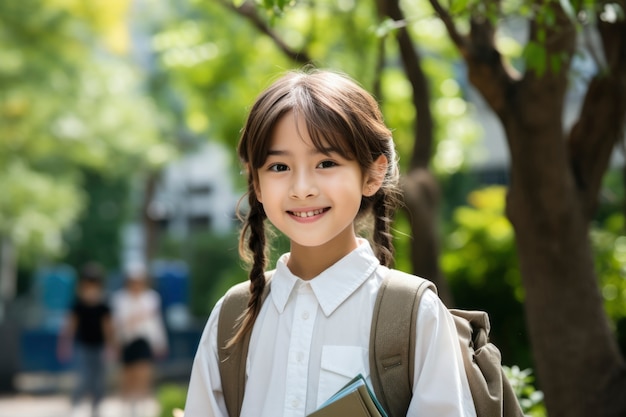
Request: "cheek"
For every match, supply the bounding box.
[331,172,364,194]
[256,178,279,205]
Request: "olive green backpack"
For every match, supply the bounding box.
[217,269,524,417]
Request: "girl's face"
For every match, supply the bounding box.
[255,111,381,254]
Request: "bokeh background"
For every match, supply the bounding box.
[1,0,625,416]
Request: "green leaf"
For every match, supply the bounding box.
[450,0,469,15]
[550,53,563,74]
[523,41,547,76]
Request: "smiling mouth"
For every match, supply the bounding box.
[289,208,329,218]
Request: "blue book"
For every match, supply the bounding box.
[307,374,388,417]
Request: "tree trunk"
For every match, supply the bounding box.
[377,0,452,305]
[428,0,626,414]
[490,18,626,417]
[503,96,626,416]
[501,13,626,417]
[142,171,161,263]
[400,170,452,304]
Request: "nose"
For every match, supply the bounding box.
[289,169,318,199]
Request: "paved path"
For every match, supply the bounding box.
[0,394,162,417]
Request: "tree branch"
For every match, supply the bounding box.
[218,0,312,65]
[377,0,434,170]
[569,17,626,219]
[428,0,468,54]
[375,0,451,303]
[429,0,514,116]
[372,36,386,100]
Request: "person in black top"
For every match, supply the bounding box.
[58,262,113,417]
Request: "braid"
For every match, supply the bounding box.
[366,145,400,267]
[371,190,395,267]
[228,183,268,347]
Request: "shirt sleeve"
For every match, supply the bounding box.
[184,297,229,417]
[406,290,477,417]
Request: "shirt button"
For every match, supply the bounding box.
[296,352,304,362]
[302,311,309,320]
[292,399,300,408]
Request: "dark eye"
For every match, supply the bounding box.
[269,163,289,172]
[317,160,337,169]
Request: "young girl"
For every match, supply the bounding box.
[185,69,476,417]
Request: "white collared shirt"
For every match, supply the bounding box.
[185,240,476,417]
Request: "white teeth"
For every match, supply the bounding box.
[292,209,324,218]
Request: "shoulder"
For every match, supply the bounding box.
[223,280,252,298]
[381,269,437,298]
[217,280,255,325]
[221,271,274,304]
[382,269,442,316]
[203,280,250,334]
[417,287,441,316]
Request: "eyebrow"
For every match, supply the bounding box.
[267,147,336,156]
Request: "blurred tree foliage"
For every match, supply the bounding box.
[0,0,174,270]
[444,185,626,367]
[441,186,530,367]
[157,383,187,417]
[591,213,626,356]
[150,0,479,175]
[63,170,130,271]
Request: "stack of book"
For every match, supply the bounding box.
[307,374,388,417]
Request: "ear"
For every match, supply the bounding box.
[255,183,263,203]
[362,154,388,197]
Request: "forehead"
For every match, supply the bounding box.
[269,112,317,149]
[267,110,351,157]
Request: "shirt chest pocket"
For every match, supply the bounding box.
[316,345,369,407]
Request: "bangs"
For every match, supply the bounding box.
[294,106,357,161]
[240,69,388,172]
[290,80,364,161]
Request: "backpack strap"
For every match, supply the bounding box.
[369,269,436,417]
[217,276,272,417]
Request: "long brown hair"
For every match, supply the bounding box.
[230,68,400,346]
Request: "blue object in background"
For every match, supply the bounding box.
[18,264,79,372]
[20,328,74,373]
[152,260,189,310]
[36,265,77,310]
[34,264,77,330]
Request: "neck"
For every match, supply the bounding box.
[287,232,360,280]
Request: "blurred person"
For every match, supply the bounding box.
[57,262,113,417]
[111,261,168,417]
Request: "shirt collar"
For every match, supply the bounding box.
[270,239,380,316]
